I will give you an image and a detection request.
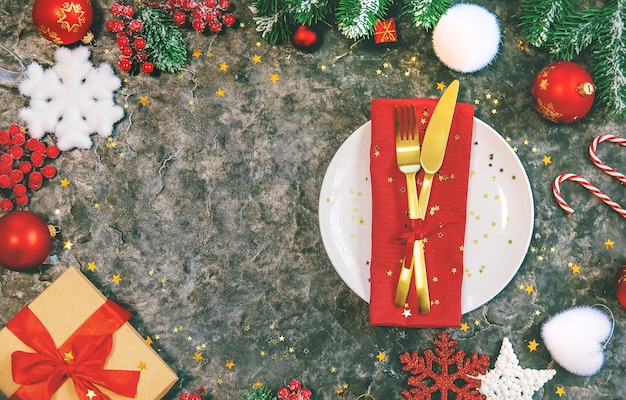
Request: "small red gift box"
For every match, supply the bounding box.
[0,266,178,399]
[374,18,397,44]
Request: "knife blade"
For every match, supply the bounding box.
[417,80,460,218]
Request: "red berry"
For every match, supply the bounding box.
[119,58,132,72]
[13,184,26,196]
[288,394,299,400]
[129,19,143,32]
[182,0,195,10]
[173,11,187,26]
[192,19,205,31]
[192,8,204,20]
[26,138,40,151]
[11,133,25,146]
[31,151,44,167]
[9,169,23,183]
[178,392,191,400]
[42,165,57,179]
[0,175,10,189]
[0,164,10,175]
[117,35,130,47]
[8,124,21,135]
[208,21,222,33]
[133,37,146,49]
[46,145,60,159]
[219,0,230,9]
[300,388,311,399]
[123,5,135,17]
[10,146,23,159]
[136,50,148,62]
[189,394,201,400]
[141,62,155,74]
[205,0,217,7]
[29,171,43,183]
[15,195,28,206]
[277,388,290,399]
[0,153,12,165]
[105,20,122,33]
[111,3,124,15]
[120,45,134,57]
[0,198,13,211]
[0,130,9,145]
[288,380,302,392]
[222,13,235,26]
[18,161,32,174]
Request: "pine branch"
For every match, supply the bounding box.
[547,7,603,59]
[592,2,626,116]
[403,0,450,30]
[286,0,335,25]
[520,0,579,47]
[249,0,291,43]
[138,7,187,73]
[336,0,392,39]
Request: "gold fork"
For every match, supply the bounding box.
[394,105,430,314]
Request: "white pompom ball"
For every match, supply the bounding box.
[432,4,501,73]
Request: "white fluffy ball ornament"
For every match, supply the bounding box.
[432,4,501,73]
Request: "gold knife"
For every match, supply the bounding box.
[413,79,460,315]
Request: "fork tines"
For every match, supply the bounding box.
[395,104,418,141]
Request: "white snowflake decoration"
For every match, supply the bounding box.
[478,337,556,400]
[18,46,124,151]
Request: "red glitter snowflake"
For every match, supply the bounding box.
[399,331,490,400]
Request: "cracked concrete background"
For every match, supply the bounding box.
[1,0,626,399]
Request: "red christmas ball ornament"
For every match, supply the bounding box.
[291,25,320,51]
[531,61,596,124]
[615,264,626,309]
[32,0,94,45]
[0,211,52,271]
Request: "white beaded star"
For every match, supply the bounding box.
[478,337,556,400]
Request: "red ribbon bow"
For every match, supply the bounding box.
[6,300,141,400]
[397,218,440,268]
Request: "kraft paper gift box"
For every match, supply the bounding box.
[0,266,178,399]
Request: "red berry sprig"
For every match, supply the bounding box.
[106,2,155,74]
[277,380,312,400]
[178,390,202,400]
[146,0,235,33]
[0,124,59,212]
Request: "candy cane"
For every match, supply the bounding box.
[589,134,626,185]
[553,173,626,218]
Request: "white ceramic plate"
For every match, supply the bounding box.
[319,118,534,313]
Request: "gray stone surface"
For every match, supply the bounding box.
[0,0,625,399]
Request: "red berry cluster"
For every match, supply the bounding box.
[105,2,155,74]
[277,380,312,400]
[178,391,202,400]
[0,124,59,212]
[150,0,235,33]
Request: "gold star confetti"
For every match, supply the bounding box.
[460,322,469,332]
[376,351,386,361]
[60,178,70,187]
[269,74,279,83]
[106,137,116,147]
[605,239,615,249]
[527,340,539,352]
[145,336,153,345]
[219,62,228,71]
[112,274,122,284]
[63,351,74,362]
[437,82,446,90]
[188,99,194,105]
[63,240,74,250]
[542,155,552,165]
[216,88,225,97]
[149,269,154,276]
[524,285,534,294]
[192,49,202,58]
[225,359,235,369]
[252,54,262,63]
[253,381,263,389]
[330,366,337,373]
[194,352,204,362]
[376,69,382,75]
[139,96,149,106]
[320,64,327,70]
[87,262,97,272]
[86,389,97,400]
[137,361,147,371]
[556,386,565,397]
[571,264,581,274]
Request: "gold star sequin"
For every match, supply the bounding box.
[269,74,279,83]
[87,262,97,272]
[192,49,202,58]
[605,239,615,249]
[542,155,552,165]
[138,361,147,371]
[527,339,539,352]
[376,351,386,361]
[219,62,228,71]
[63,240,74,250]
[139,96,149,106]
[216,88,225,97]
[252,54,262,63]
[225,359,235,369]
[112,274,122,284]
[60,178,70,187]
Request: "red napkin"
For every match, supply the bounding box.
[369,98,475,328]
